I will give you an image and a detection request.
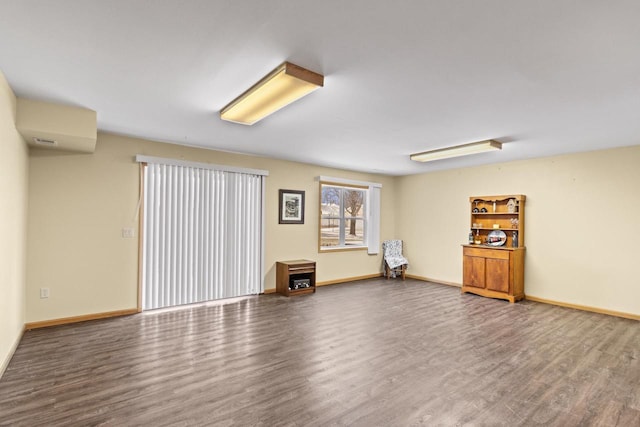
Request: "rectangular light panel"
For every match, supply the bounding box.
[220,62,324,125]
[410,140,502,162]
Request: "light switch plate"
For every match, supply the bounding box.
[122,227,135,238]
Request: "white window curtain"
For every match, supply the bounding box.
[318,175,382,254]
[367,185,381,255]
[138,156,267,310]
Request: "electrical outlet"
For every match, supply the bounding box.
[40,288,50,299]
[122,227,135,238]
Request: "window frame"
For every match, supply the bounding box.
[319,181,369,252]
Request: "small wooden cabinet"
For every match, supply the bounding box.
[462,195,526,303]
[276,260,316,297]
[462,246,525,302]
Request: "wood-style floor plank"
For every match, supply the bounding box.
[1,279,639,426]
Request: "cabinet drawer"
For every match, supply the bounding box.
[288,265,315,274]
[463,247,510,260]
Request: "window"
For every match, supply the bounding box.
[320,182,368,250]
[318,176,382,254]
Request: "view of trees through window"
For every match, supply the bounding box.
[320,183,366,248]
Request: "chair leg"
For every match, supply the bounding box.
[401,265,406,281]
[385,264,390,279]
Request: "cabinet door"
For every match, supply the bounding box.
[485,258,509,293]
[463,255,485,288]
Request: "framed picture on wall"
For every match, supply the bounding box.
[279,189,305,224]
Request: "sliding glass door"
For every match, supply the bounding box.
[140,160,265,310]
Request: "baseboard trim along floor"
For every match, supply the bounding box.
[24,308,139,330]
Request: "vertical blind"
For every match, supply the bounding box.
[141,160,265,310]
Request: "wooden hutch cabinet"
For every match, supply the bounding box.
[462,195,525,303]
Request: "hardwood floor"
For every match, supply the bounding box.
[1,279,639,426]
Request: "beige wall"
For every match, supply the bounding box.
[18,88,640,325]
[27,133,396,322]
[0,71,28,374]
[397,145,640,315]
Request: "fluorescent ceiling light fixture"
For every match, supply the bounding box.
[220,61,324,125]
[410,140,502,162]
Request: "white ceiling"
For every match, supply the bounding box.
[1,1,639,175]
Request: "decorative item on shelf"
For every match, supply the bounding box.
[290,278,311,290]
[510,218,519,229]
[512,231,519,248]
[474,229,481,245]
[473,207,479,213]
[492,201,496,212]
[507,199,517,213]
[468,230,474,244]
[480,207,488,213]
[493,224,500,229]
[487,230,507,246]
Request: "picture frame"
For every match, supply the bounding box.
[279,189,305,224]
